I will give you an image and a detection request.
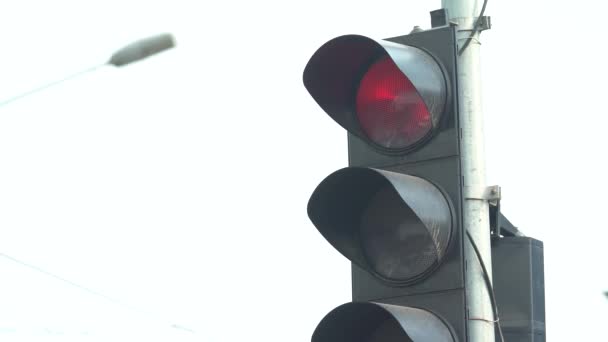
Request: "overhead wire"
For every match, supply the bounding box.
[0,252,196,335]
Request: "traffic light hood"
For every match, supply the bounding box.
[303,35,447,151]
[307,167,453,285]
[312,302,454,342]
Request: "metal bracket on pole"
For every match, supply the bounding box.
[476,16,492,31]
[464,185,501,206]
[490,203,524,238]
[431,9,491,31]
[464,185,523,238]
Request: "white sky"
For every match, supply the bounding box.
[1,0,607,341]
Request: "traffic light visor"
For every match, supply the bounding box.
[303,35,447,152]
[307,167,453,285]
[312,302,454,342]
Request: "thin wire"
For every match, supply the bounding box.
[0,252,196,334]
[0,64,105,108]
[458,0,489,55]
[0,252,127,304]
[465,231,505,342]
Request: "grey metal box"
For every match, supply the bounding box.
[492,236,545,342]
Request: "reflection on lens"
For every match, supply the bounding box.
[356,56,432,149]
[359,186,440,282]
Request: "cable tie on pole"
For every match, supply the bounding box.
[469,317,500,324]
[459,37,482,46]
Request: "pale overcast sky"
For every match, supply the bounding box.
[1,0,607,341]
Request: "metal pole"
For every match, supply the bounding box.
[441,1,495,341]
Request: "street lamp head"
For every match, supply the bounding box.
[108,33,175,67]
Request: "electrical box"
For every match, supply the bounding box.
[492,236,546,342]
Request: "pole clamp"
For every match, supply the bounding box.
[429,9,491,31]
[477,16,492,31]
[446,16,492,32]
[464,185,501,206]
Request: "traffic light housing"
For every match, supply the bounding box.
[304,26,467,341]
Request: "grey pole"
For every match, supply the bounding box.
[440,1,495,342]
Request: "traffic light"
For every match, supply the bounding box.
[303,25,467,341]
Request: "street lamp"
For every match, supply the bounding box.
[0,33,175,107]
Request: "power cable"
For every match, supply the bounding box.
[0,65,104,107]
[465,231,505,342]
[0,252,196,334]
[458,0,489,55]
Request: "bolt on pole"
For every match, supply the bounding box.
[441,1,495,342]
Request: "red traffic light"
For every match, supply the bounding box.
[303,26,469,342]
[356,56,432,149]
[303,35,447,152]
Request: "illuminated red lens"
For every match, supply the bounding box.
[356,57,432,149]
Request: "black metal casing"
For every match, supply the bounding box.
[346,26,467,341]
[492,237,546,342]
